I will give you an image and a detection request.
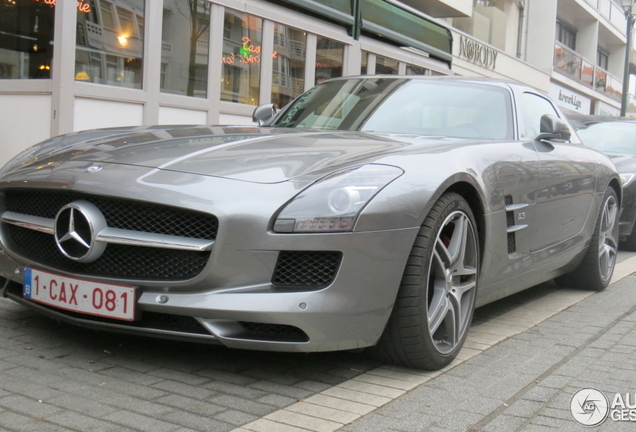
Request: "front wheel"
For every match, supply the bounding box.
[371,193,479,370]
[556,187,619,291]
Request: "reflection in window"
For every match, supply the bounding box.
[221,10,262,105]
[406,65,428,75]
[361,51,369,75]
[376,56,398,75]
[316,37,344,85]
[75,0,146,89]
[161,0,211,98]
[273,78,513,140]
[272,24,306,109]
[0,1,55,79]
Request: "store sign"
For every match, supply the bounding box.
[549,83,591,113]
[33,0,92,13]
[458,35,498,70]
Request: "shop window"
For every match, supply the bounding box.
[161,0,211,98]
[0,0,55,79]
[316,37,344,85]
[406,65,428,75]
[221,9,262,105]
[75,0,145,89]
[272,24,306,109]
[376,56,398,75]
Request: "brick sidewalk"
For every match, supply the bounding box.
[2,257,636,432]
[335,275,636,431]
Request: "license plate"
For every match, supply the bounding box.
[24,268,136,321]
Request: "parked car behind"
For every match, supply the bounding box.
[0,76,621,370]
[568,115,636,250]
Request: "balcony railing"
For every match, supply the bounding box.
[554,42,623,102]
[584,0,628,33]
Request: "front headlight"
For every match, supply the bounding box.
[274,164,403,233]
[620,173,636,188]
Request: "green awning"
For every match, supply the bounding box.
[270,0,354,26]
[268,0,452,64]
[361,0,452,63]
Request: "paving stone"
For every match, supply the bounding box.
[203,380,269,400]
[210,394,280,417]
[153,379,216,400]
[45,410,123,432]
[102,410,180,432]
[0,394,64,418]
[154,394,226,417]
[256,394,297,409]
[286,401,360,424]
[214,409,260,426]
[161,409,233,431]
[0,411,61,432]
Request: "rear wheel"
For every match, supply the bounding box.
[556,187,619,291]
[372,193,479,370]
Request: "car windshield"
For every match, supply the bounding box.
[577,121,636,156]
[270,78,513,140]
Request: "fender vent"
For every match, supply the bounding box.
[505,195,516,254]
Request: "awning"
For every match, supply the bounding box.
[269,0,453,64]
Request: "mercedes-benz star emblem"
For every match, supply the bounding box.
[54,201,107,263]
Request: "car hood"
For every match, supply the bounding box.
[608,154,636,173]
[9,126,420,183]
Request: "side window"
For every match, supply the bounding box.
[521,93,560,139]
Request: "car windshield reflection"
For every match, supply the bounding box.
[271,78,513,140]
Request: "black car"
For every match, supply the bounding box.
[569,115,636,249]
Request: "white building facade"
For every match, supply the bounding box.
[0,0,634,167]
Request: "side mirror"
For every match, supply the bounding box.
[252,104,277,125]
[535,114,571,142]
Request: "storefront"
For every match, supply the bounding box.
[0,0,453,167]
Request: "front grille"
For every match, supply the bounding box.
[3,190,217,280]
[239,322,309,342]
[5,190,218,239]
[272,251,342,291]
[6,225,209,280]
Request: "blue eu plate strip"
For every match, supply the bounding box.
[24,268,32,298]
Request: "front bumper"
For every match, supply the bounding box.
[0,162,420,352]
[0,226,418,352]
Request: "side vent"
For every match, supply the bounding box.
[504,195,516,254]
[504,196,530,255]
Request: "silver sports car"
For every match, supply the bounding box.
[0,77,621,370]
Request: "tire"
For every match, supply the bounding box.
[556,187,619,291]
[371,192,479,370]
